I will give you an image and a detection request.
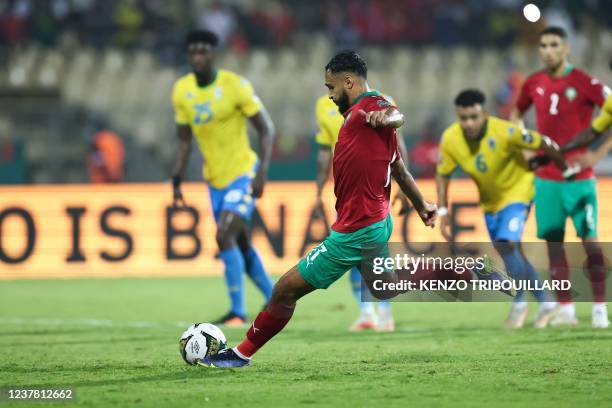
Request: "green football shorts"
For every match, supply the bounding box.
[297,214,393,289]
[534,177,598,240]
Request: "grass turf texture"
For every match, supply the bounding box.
[0,277,611,408]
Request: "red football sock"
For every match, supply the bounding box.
[236,303,295,358]
[586,249,606,303]
[549,245,571,303]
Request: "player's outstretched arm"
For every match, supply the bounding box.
[391,157,436,228]
[560,127,603,153]
[315,144,332,217]
[539,135,568,172]
[569,133,612,169]
[171,124,193,207]
[248,106,276,198]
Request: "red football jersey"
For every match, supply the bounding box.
[332,91,400,233]
[516,66,607,180]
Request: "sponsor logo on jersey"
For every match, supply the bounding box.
[488,138,496,150]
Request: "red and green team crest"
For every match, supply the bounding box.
[565,86,577,101]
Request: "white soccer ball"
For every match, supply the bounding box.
[179,323,227,365]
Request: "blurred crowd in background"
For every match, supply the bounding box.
[0,0,610,183]
[2,0,610,52]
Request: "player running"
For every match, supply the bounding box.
[198,50,438,367]
[436,89,566,328]
[314,92,410,332]
[171,30,276,327]
[510,26,610,328]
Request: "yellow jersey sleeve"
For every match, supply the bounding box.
[171,81,190,126]
[235,76,262,118]
[592,95,612,133]
[315,99,335,147]
[508,127,542,150]
[436,134,458,176]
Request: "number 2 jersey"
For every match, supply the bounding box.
[516,66,609,181]
[332,91,400,233]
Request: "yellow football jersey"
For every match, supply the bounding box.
[437,116,542,213]
[315,92,396,149]
[592,94,612,133]
[172,69,262,189]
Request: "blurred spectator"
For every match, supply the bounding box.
[197,1,236,47]
[495,61,524,120]
[87,128,125,183]
[409,119,441,179]
[0,0,609,49]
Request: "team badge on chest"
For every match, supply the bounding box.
[565,87,577,101]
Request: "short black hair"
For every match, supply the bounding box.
[540,26,567,40]
[325,50,367,79]
[186,30,219,48]
[454,89,486,107]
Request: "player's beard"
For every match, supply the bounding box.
[335,91,350,114]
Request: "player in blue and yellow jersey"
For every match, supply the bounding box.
[436,89,568,328]
[314,94,410,332]
[171,30,275,326]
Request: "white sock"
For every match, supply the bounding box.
[513,301,527,310]
[593,303,607,314]
[360,302,375,314]
[539,301,557,310]
[560,303,576,315]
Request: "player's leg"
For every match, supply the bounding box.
[200,230,358,368]
[214,210,249,326]
[198,265,316,368]
[567,178,608,328]
[348,266,377,331]
[237,229,273,306]
[535,177,575,325]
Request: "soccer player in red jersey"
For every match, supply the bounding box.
[198,50,438,367]
[511,26,610,328]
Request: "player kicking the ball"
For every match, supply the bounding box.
[171,30,276,326]
[436,89,567,328]
[198,50,438,367]
[511,26,610,328]
[314,91,410,332]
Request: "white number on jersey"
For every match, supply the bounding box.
[549,93,560,115]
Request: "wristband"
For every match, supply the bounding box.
[437,207,449,216]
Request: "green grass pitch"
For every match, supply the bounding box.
[1,277,611,407]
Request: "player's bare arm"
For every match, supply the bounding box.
[509,107,526,128]
[248,106,276,198]
[570,134,612,169]
[560,127,603,153]
[171,124,193,207]
[539,135,567,171]
[435,173,452,241]
[391,157,437,228]
[393,133,412,215]
[315,144,332,217]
